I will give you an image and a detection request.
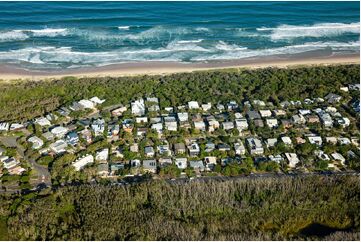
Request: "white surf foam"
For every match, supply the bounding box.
[0,30,29,42]
[257,22,360,41]
[27,28,68,37]
[118,26,130,30]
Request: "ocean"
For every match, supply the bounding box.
[0,1,359,70]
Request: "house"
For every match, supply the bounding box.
[266,119,278,128]
[331,153,345,165]
[194,121,206,131]
[151,123,163,133]
[111,106,127,116]
[158,158,172,167]
[281,119,293,129]
[66,131,79,146]
[143,159,157,173]
[285,153,299,168]
[247,111,261,120]
[235,118,248,131]
[234,141,246,155]
[73,155,94,171]
[188,101,200,110]
[319,112,333,128]
[28,136,44,149]
[266,138,278,148]
[0,122,9,132]
[130,143,139,153]
[253,100,266,107]
[315,150,330,161]
[131,99,146,116]
[158,144,171,156]
[2,157,19,169]
[227,101,238,111]
[97,163,109,176]
[177,112,189,122]
[136,127,147,137]
[222,121,234,130]
[136,117,148,124]
[201,103,212,112]
[246,137,264,155]
[49,140,67,154]
[218,143,231,152]
[295,137,306,144]
[80,129,92,144]
[107,124,120,137]
[174,143,186,154]
[188,143,200,157]
[91,119,105,136]
[254,119,264,128]
[110,163,125,175]
[307,115,320,124]
[269,155,284,163]
[78,99,95,109]
[175,158,187,169]
[51,126,69,138]
[325,93,342,103]
[281,136,293,146]
[145,146,155,157]
[35,117,51,127]
[292,114,306,125]
[234,112,243,119]
[299,109,311,116]
[208,119,220,132]
[205,142,215,152]
[189,160,205,172]
[8,166,26,175]
[273,109,287,116]
[95,148,109,162]
[337,117,350,128]
[164,107,174,113]
[216,103,225,111]
[90,96,105,105]
[308,136,323,146]
[259,110,272,118]
[130,159,141,168]
[204,157,217,171]
[326,137,338,144]
[10,123,24,131]
[338,137,351,145]
[164,116,177,131]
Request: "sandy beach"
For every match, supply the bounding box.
[0,53,359,81]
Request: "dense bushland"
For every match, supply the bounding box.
[1,175,359,240]
[0,65,359,121]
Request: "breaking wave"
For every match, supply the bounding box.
[257,22,360,41]
[0,40,358,68]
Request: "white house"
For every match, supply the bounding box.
[95,148,109,162]
[28,136,44,150]
[234,141,246,155]
[35,117,51,127]
[331,152,345,165]
[266,138,278,148]
[222,121,234,130]
[259,110,272,118]
[175,158,187,170]
[194,121,206,131]
[51,126,69,138]
[266,119,278,128]
[131,99,146,116]
[285,153,299,168]
[188,101,199,110]
[281,136,293,146]
[208,120,220,132]
[308,136,323,146]
[201,103,212,112]
[73,155,94,171]
[79,99,95,109]
[235,118,248,131]
[177,112,189,122]
[49,139,67,154]
[136,116,148,124]
[246,137,264,155]
[90,96,105,105]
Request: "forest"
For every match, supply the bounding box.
[0,64,359,122]
[0,175,359,240]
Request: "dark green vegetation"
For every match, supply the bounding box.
[0,175,359,240]
[0,65,359,122]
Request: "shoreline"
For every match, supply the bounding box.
[0,53,359,81]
